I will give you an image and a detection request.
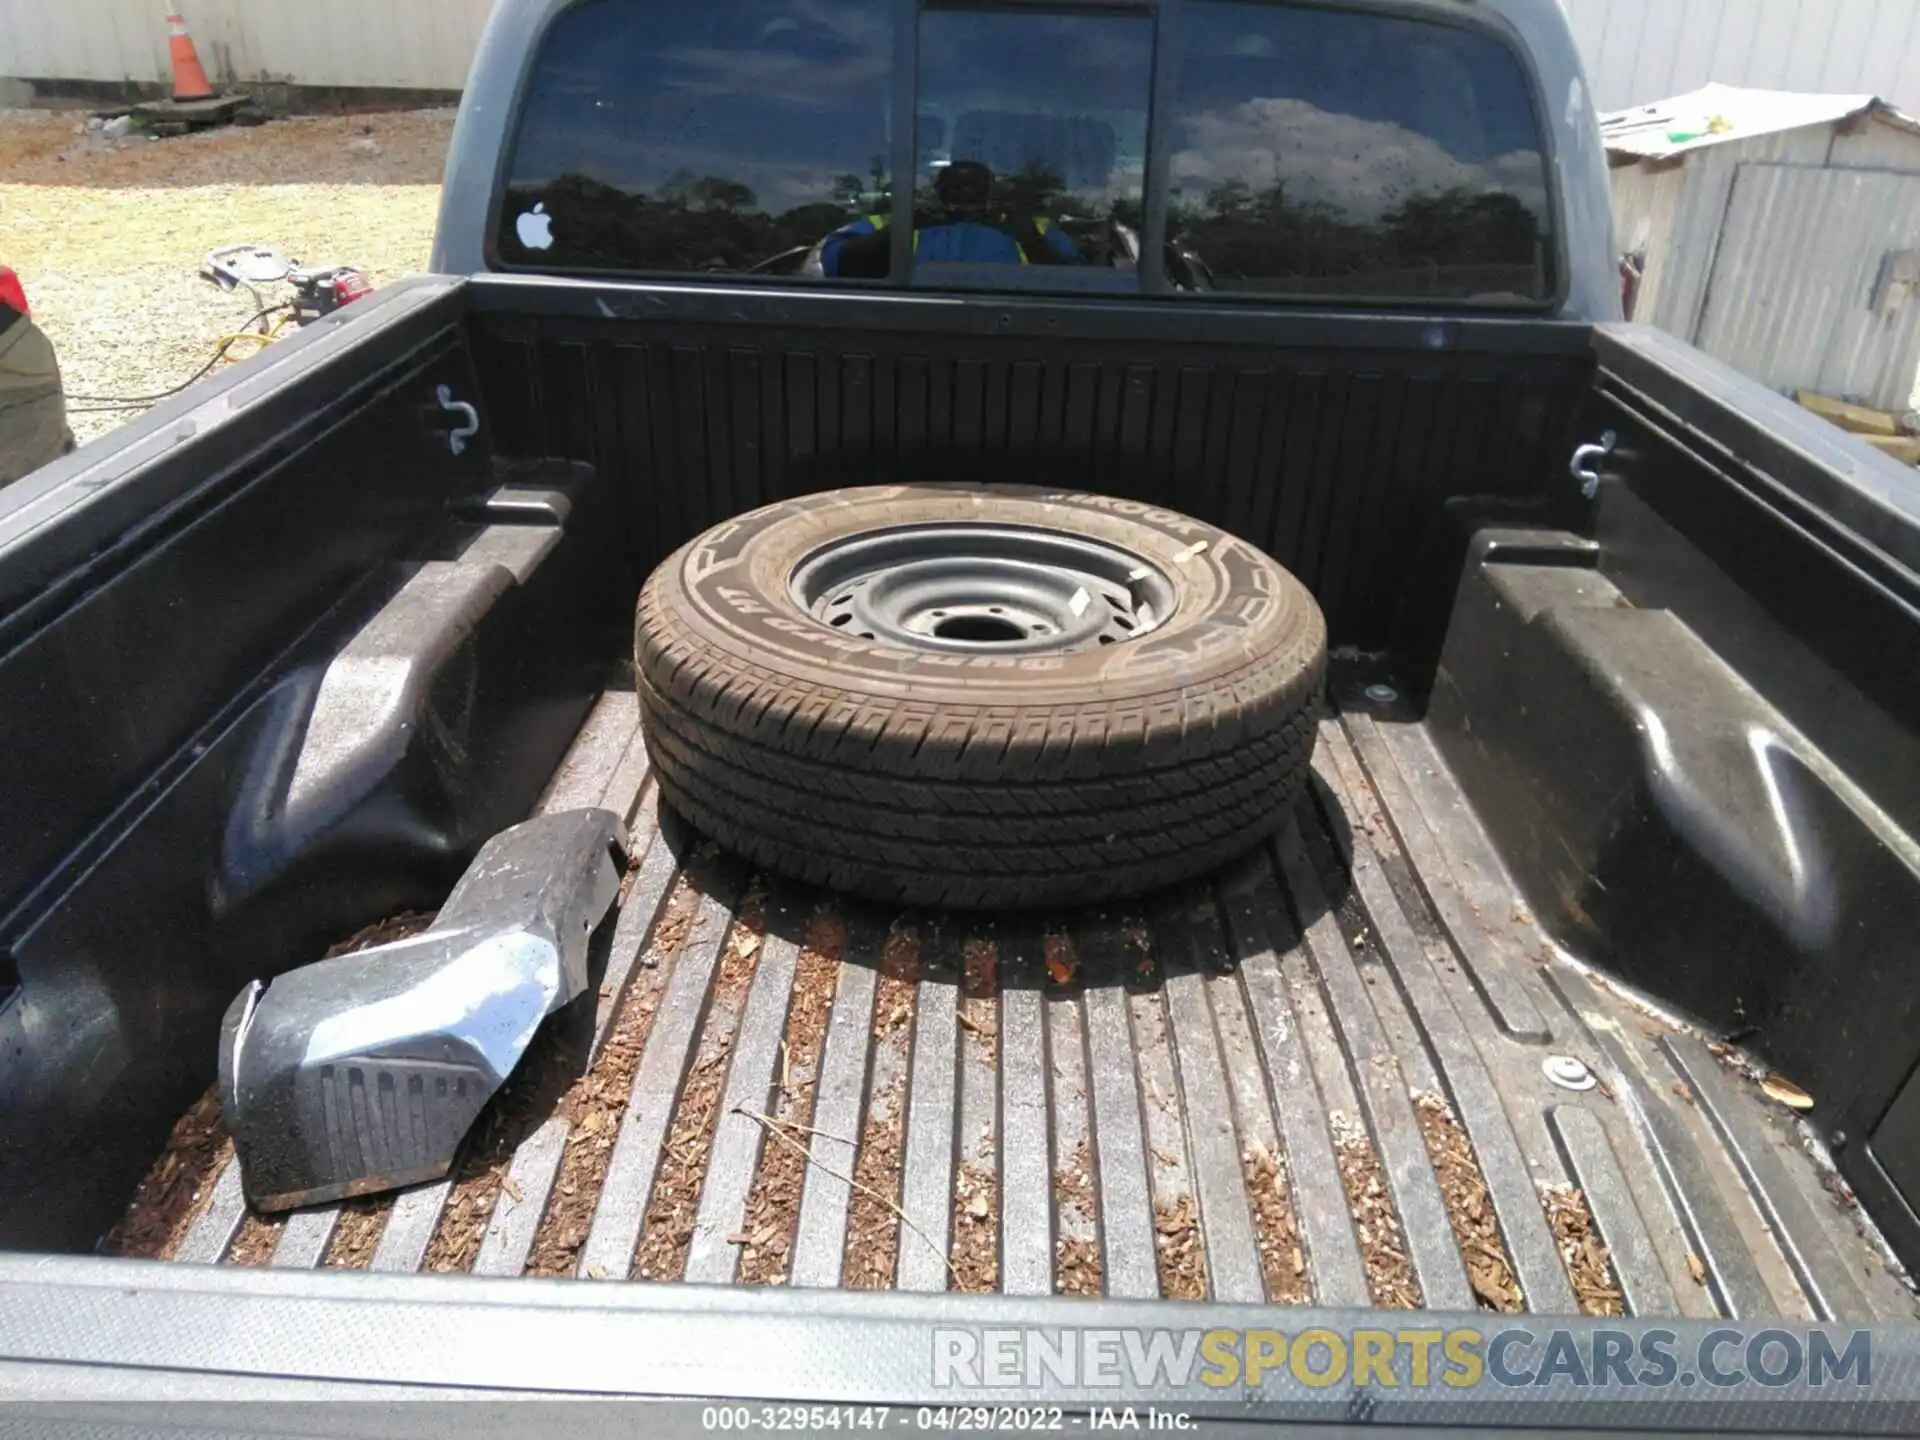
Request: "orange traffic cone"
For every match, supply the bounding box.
[166,9,216,102]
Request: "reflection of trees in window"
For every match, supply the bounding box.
[1170,180,1545,297]
[502,172,886,271]
[831,156,892,212]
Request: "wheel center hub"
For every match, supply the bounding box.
[790,522,1178,655]
[931,612,1029,643]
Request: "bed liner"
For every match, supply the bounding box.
[118,680,1914,1323]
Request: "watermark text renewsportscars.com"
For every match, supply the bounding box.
[931,1326,1873,1392]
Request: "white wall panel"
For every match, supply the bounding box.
[1694,162,1920,410]
[11,1,1920,109]
[0,0,493,91]
[1565,0,1920,114]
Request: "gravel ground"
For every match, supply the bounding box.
[0,108,454,443]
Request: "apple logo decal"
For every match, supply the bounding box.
[517,203,554,251]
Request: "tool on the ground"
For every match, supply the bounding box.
[200,243,292,318]
[71,247,375,413]
[219,809,628,1211]
[202,246,373,327]
[201,243,291,292]
[289,263,374,324]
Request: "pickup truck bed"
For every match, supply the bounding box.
[5,262,1920,1413]
[117,676,1910,1324]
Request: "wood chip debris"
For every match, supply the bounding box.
[846,935,919,1290]
[323,1195,394,1269]
[1242,1146,1312,1305]
[631,886,769,1281]
[1331,1110,1421,1308]
[1056,1237,1103,1296]
[952,1162,1000,1293]
[323,910,437,959]
[518,876,702,1277]
[1686,1251,1708,1286]
[1044,931,1078,988]
[1412,1092,1523,1313]
[959,936,998,1062]
[845,1073,910,1289]
[1539,1183,1624,1316]
[1153,1195,1208,1300]
[737,908,844,1285]
[1053,1139,1103,1297]
[1760,1074,1815,1110]
[225,1212,287,1267]
[103,1086,230,1261]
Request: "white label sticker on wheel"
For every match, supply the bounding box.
[1070,587,1092,617]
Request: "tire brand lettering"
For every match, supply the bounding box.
[715,586,771,616]
[841,652,1066,671]
[1043,492,1210,538]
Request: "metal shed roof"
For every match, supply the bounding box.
[1601,82,1920,161]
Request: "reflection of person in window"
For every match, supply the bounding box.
[821,160,1081,276]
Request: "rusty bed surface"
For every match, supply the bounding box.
[124,684,1913,1322]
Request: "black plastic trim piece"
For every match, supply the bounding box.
[466,272,1596,354]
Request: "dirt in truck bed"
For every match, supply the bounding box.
[109,694,1915,1323]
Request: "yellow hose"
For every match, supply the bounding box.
[210,314,296,357]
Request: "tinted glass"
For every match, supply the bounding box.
[885,8,1153,281]
[1167,2,1554,302]
[498,0,892,276]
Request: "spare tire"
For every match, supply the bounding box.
[635,485,1326,909]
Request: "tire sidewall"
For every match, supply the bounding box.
[645,484,1319,706]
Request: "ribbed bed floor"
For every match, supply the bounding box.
[133,683,1911,1323]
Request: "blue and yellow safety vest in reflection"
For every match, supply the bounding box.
[821,212,1080,275]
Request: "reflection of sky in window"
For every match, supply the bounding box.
[508,0,892,214]
[1171,2,1548,223]
[916,10,1152,209]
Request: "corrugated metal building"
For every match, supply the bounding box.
[9,1,1920,111]
[0,0,492,93]
[1564,0,1920,114]
[1608,85,1920,412]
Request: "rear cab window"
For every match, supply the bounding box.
[499,0,893,276]
[496,0,1556,306]
[1168,2,1554,301]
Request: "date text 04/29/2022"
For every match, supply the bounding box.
[699,1407,1194,1431]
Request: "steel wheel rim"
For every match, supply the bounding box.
[789,522,1178,655]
